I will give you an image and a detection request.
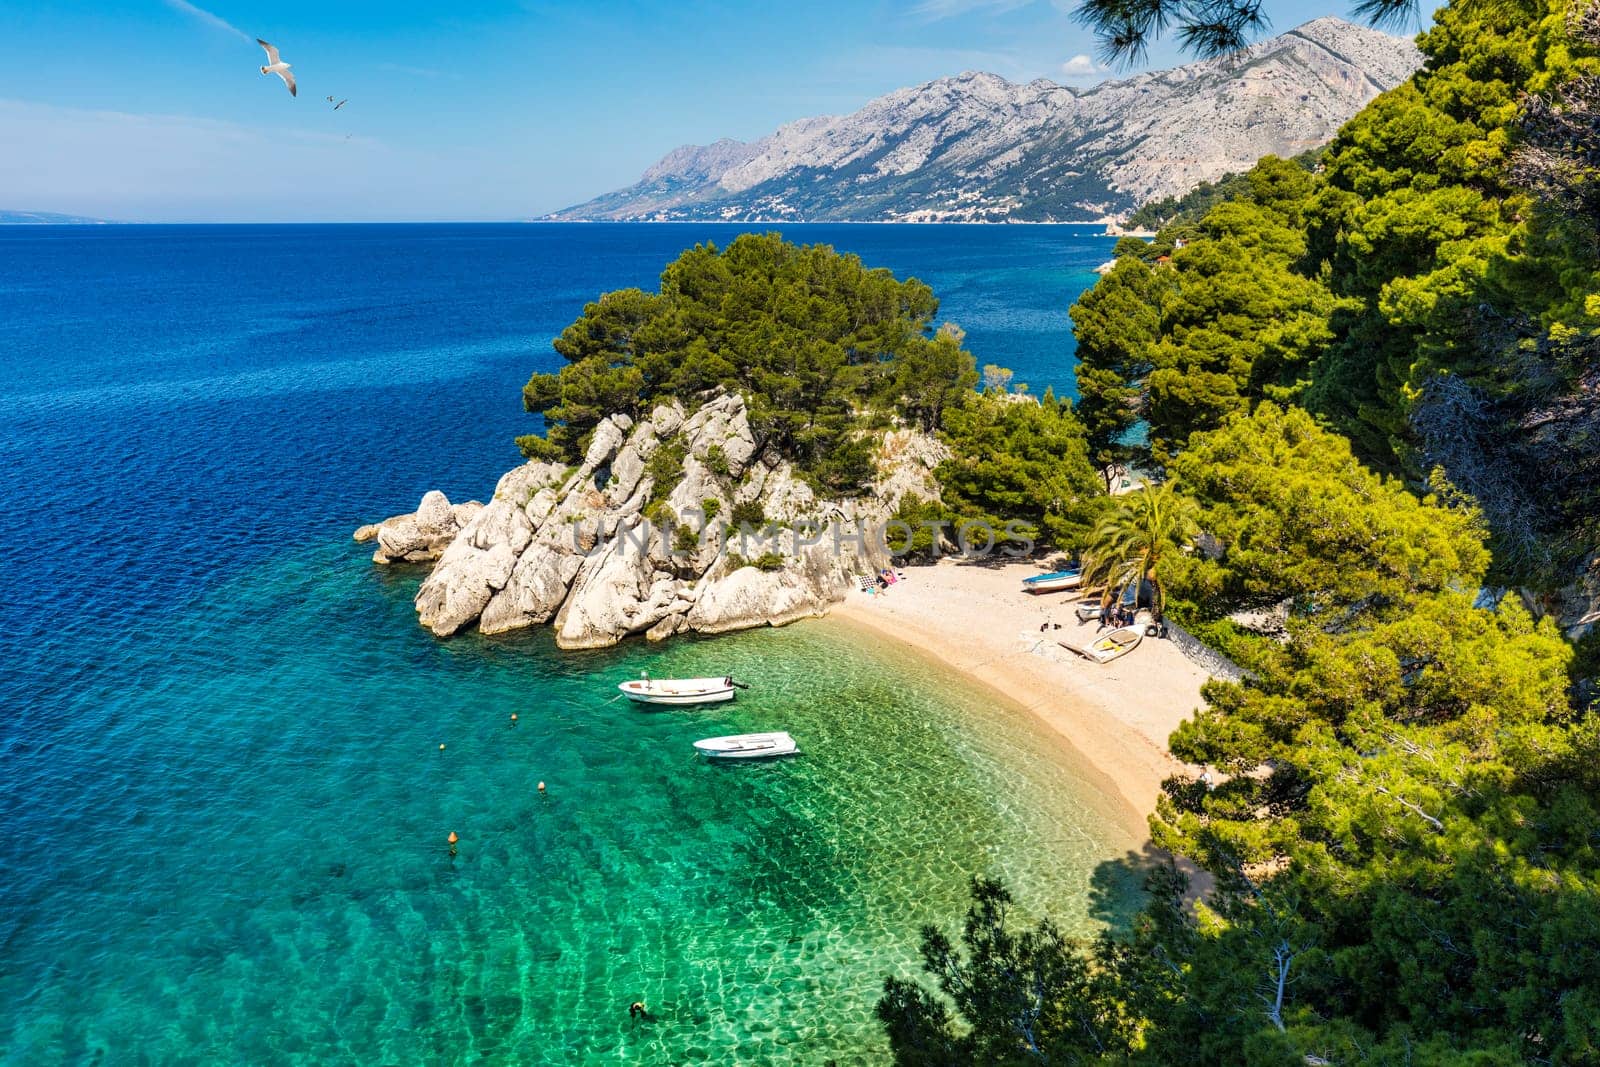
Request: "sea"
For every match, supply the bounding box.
[0,222,1134,1065]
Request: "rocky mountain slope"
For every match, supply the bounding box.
[550,18,1420,223]
[356,393,947,648]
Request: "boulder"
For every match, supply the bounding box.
[363,389,946,645]
[413,499,533,635]
[479,543,585,635]
[553,523,686,649]
[365,490,484,565]
[686,565,830,634]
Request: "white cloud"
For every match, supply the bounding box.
[163,0,251,43]
[1060,53,1105,78]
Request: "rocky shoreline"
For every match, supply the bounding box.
[357,392,947,648]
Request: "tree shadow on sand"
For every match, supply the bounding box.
[1087,838,1212,930]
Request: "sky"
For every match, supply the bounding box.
[0,0,1349,221]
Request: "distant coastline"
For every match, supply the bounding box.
[0,210,114,225]
[524,217,1122,227]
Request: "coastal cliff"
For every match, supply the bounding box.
[357,392,947,647]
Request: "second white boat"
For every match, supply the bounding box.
[693,732,799,759]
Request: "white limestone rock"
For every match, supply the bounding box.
[367,389,946,646]
[366,490,483,565]
[413,499,534,635]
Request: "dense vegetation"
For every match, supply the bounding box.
[932,388,1105,549]
[883,406,1591,1066]
[520,233,977,494]
[1075,0,1600,586]
[521,233,1109,547]
[881,1,1600,1063]
[1123,151,1318,231]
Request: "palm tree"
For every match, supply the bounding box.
[1080,482,1200,621]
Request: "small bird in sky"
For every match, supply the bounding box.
[257,39,296,97]
[326,95,348,110]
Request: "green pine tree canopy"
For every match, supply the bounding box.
[878,0,1600,1063]
[519,232,978,494]
[1074,0,1600,585]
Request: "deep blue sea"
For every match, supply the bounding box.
[0,223,1129,1064]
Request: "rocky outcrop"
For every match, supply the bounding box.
[1521,552,1600,642]
[547,18,1421,223]
[362,393,948,648]
[355,490,483,564]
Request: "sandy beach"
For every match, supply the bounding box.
[830,557,1213,826]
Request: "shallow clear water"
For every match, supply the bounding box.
[0,223,1133,1064]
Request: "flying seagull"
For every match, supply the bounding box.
[326,95,348,110]
[257,39,296,97]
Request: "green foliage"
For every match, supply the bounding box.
[1111,235,1150,259]
[703,444,731,477]
[1071,255,1166,479]
[728,499,766,530]
[1125,151,1319,230]
[1079,482,1199,618]
[1071,0,1600,588]
[890,4,1600,1034]
[878,877,1135,1065]
[887,451,1596,1064]
[515,432,565,462]
[1072,0,1421,66]
[1300,0,1600,472]
[1074,156,1350,462]
[888,493,953,557]
[642,499,675,529]
[934,390,1105,549]
[699,497,721,522]
[751,552,785,572]
[644,437,686,509]
[672,523,700,553]
[1170,405,1489,617]
[519,233,977,494]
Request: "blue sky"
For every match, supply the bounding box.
[2,0,1353,221]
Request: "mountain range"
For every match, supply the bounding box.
[0,210,111,225]
[550,18,1421,223]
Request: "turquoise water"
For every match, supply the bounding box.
[6,544,1139,1063]
[0,223,1134,1063]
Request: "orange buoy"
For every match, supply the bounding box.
[447,831,459,845]
[537,781,546,794]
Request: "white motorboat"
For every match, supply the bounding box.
[1061,625,1143,664]
[618,675,739,706]
[1074,600,1105,621]
[1021,570,1082,594]
[693,731,799,759]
